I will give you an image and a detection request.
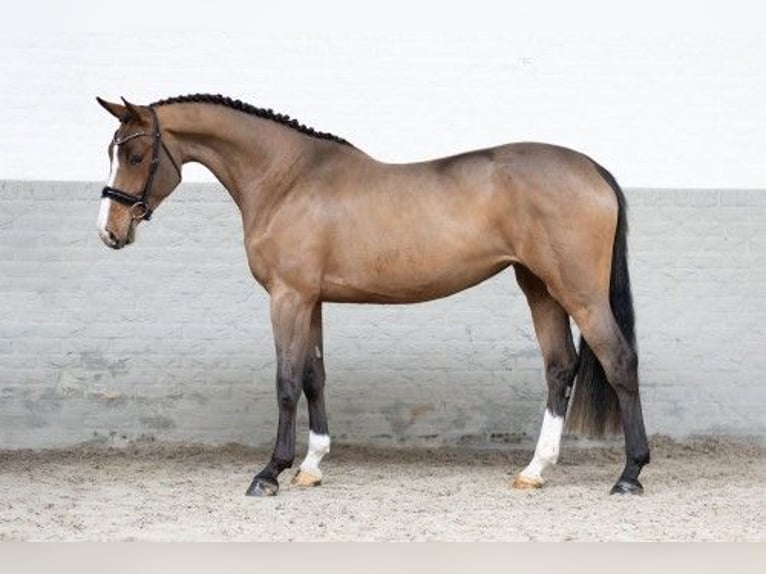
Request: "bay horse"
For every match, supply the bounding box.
[95,94,650,496]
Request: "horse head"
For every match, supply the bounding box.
[96,97,182,249]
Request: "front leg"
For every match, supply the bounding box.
[292,303,331,487]
[246,289,315,497]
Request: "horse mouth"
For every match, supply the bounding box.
[99,229,124,249]
[98,220,137,250]
[99,228,135,250]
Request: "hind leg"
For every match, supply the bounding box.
[293,303,331,487]
[512,266,578,489]
[571,302,650,494]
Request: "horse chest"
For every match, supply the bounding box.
[243,233,322,293]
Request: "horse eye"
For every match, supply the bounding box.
[128,154,144,166]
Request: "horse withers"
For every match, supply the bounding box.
[95,94,650,496]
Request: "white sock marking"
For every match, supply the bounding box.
[519,409,564,482]
[299,431,331,479]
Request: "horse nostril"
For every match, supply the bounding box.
[100,227,122,249]
[108,231,125,249]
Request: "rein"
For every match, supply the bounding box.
[101,107,182,221]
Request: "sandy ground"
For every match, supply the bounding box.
[0,436,762,541]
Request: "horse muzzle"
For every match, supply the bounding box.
[99,227,126,250]
[97,196,138,250]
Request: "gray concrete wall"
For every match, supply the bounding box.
[1,181,764,449]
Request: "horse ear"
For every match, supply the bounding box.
[96,97,127,121]
[120,97,144,122]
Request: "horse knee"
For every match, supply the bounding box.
[276,377,301,411]
[302,360,325,400]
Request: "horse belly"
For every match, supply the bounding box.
[320,235,513,304]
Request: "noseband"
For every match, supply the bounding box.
[101,107,182,221]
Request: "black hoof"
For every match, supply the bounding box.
[246,477,279,497]
[610,478,644,495]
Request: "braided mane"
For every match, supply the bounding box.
[150,93,352,147]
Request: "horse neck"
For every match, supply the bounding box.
[159,103,314,210]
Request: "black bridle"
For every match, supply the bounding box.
[101,107,182,221]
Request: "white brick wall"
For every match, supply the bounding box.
[1,181,764,448]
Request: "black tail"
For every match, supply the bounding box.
[566,164,636,438]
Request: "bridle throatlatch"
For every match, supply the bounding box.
[101,107,182,221]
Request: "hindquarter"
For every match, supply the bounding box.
[491,143,620,305]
